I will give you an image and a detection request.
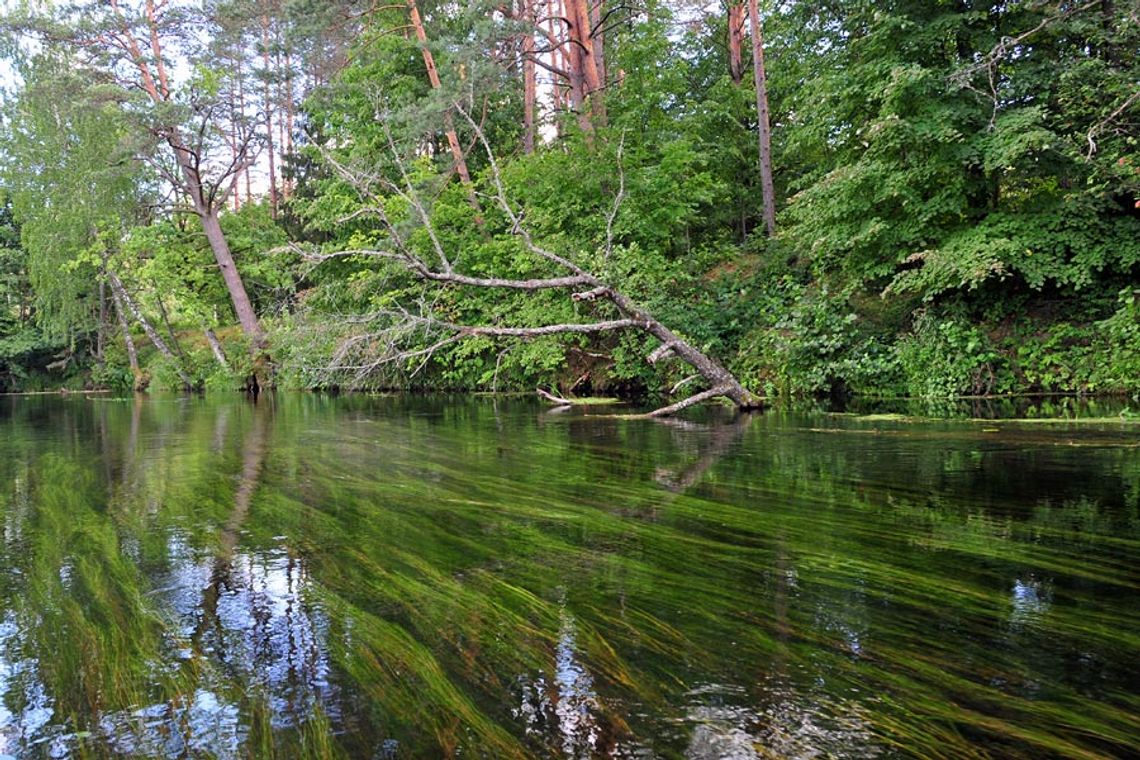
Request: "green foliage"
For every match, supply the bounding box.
[897,311,1010,398]
[139,329,255,392]
[730,276,903,398]
[89,360,136,395]
[3,0,1139,401]
[781,0,1140,303]
[2,55,146,343]
[1093,289,1140,396]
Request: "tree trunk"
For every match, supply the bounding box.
[228,49,242,211]
[228,123,241,211]
[521,0,537,153]
[599,286,758,411]
[152,283,186,360]
[261,10,279,218]
[321,107,761,417]
[109,282,143,390]
[407,0,475,186]
[589,0,606,87]
[283,48,296,196]
[549,0,565,116]
[237,56,252,206]
[748,0,776,236]
[565,0,605,131]
[205,327,230,370]
[727,3,745,84]
[108,272,193,390]
[113,0,266,350]
[96,276,107,363]
[198,209,267,349]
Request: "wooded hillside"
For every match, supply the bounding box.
[1,0,1137,404]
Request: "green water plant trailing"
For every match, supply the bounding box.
[2,395,1138,756]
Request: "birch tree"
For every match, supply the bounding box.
[6,1,270,352]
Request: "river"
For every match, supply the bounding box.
[0,393,1136,758]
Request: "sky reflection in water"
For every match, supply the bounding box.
[0,394,1136,758]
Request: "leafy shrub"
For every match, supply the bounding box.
[1092,288,1140,397]
[732,279,902,398]
[89,360,136,395]
[896,311,1011,398]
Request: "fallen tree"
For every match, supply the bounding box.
[306,106,761,418]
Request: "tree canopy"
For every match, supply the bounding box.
[0,0,1135,400]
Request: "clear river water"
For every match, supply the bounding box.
[0,393,1136,758]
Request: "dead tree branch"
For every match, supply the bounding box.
[310,101,760,416]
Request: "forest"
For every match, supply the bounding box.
[0,0,1137,408]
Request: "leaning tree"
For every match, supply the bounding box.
[307,100,760,418]
[5,0,269,353]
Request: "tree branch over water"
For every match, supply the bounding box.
[306,100,760,416]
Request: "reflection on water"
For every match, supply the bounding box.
[1009,576,1052,631]
[99,688,241,758]
[159,535,337,729]
[0,610,57,758]
[516,605,609,758]
[0,394,1136,758]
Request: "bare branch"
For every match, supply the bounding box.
[306,96,761,415]
[453,318,640,337]
[572,286,609,301]
[670,374,699,395]
[1087,89,1140,159]
[537,387,572,405]
[955,0,1101,83]
[381,117,454,271]
[645,386,730,418]
[527,53,572,81]
[648,343,675,364]
[422,271,594,290]
[951,0,1102,127]
[453,102,593,278]
[605,131,627,261]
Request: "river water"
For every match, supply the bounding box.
[0,393,1136,758]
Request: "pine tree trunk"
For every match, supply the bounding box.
[549,0,565,116]
[283,49,296,196]
[727,3,745,84]
[566,0,605,130]
[407,0,475,186]
[589,0,606,86]
[748,0,776,236]
[261,10,279,218]
[521,0,537,153]
[119,1,266,350]
[237,56,252,205]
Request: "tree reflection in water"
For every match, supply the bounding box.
[515,603,613,758]
[0,395,1134,758]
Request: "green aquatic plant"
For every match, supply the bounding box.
[0,395,1136,757]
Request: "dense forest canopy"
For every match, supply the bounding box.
[0,0,1136,402]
